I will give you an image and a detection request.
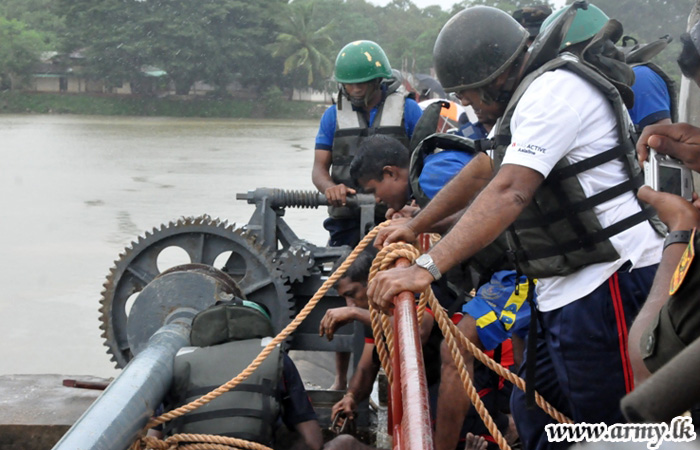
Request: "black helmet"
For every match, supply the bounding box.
[434,6,529,93]
[512,5,553,39]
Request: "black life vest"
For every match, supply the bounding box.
[491,52,665,278]
[329,84,409,219]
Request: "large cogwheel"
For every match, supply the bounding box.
[99,215,293,368]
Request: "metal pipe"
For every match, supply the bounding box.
[52,321,190,450]
[392,257,434,450]
[236,188,375,209]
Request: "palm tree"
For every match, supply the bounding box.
[269,2,335,92]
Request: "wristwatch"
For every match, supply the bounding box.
[663,230,692,251]
[415,254,442,281]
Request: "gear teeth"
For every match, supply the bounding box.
[99,215,295,369]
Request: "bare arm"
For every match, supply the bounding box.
[427,209,466,235]
[629,186,700,384]
[331,343,380,420]
[375,152,493,247]
[312,149,336,193]
[293,420,324,450]
[420,312,435,345]
[319,306,371,341]
[369,164,543,310]
[312,149,356,206]
[429,164,539,273]
[412,152,494,235]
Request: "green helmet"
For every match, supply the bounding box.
[540,3,609,50]
[433,6,529,92]
[334,40,392,84]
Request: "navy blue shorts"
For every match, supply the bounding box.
[323,217,361,248]
[511,264,658,449]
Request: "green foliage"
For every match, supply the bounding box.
[0,16,44,90]
[0,0,65,47]
[58,0,151,90]
[2,0,697,103]
[58,0,285,95]
[269,2,335,91]
[0,91,326,119]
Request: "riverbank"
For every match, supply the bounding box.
[0,91,327,119]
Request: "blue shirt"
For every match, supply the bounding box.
[628,65,672,129]
[419,121,488,199]
[315,94,423,150]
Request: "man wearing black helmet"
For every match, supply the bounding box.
[368,4,664,448]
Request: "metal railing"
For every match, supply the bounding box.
[389,257,434,450]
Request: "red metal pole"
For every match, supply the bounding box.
[391,257,434,450]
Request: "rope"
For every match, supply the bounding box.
[130,221,391,450]
[136,434,273,450]
[367,243,510,450]
[366,241,573,450]
[132,220,572,450]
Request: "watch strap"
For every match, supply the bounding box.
[664,230,692,251]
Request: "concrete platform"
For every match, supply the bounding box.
[0,374,110,450]
[0,352,374,449]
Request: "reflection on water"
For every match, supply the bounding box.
[0,115,327,377]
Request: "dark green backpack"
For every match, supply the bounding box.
[190,299,274,347]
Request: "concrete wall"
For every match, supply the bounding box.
[292,88,332,103]
[31,77,61,93]
[0,374,107,450]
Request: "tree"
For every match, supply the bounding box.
[59,0,285,96]
[58,0,152,93]
[141,0,284,95]
[0,0,65,47]
[0,16,44,90]
[269,2,335,93]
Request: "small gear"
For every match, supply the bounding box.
[278,245,314,283]
[99,215,293,368]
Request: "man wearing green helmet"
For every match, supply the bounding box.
[312,40,422,392]
[367,4,665,449]
[312,40,423,249]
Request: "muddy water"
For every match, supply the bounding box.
[0,115,329,377]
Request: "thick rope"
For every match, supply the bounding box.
[367,243,511,450]
[366,241,574,450]
[136,434,272,450]
[131,222,392,450]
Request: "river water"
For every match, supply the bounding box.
[0,115,329,378]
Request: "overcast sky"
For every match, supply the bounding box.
[368,0,568,11]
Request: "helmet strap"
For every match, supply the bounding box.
[495,50,527,105]
[341,79,382,109]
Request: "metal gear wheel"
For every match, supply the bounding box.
[278,244,314,284]
[99,215,293,368]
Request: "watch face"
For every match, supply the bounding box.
[416,254,430,267]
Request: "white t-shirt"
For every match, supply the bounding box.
[502,68,663,312]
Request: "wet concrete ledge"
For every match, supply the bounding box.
[0,374,108,450]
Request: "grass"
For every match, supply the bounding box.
[0,91,326,120]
